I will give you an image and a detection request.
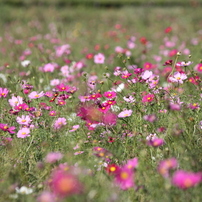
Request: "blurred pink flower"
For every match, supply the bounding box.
[8,95,23,107]
[53,118,67,130]
[172,170,202,189]
[169,72,187,84]
[45,152,63,163]
[49,170,83,198]
[114,167,135,190]
[37,191,56,202]
[94,53,105,64]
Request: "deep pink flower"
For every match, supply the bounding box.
[56,83,70,92]
[103,91,117,99]
[194,63,202,73]
[0,88,9,98]
[143,62,153,70]
[114,167,135,190]
[105,164,120,175]
[0,123,15,134]
[172,170,202,189]
[188,103,200,110]
[102,112,117,126]
[142,94,155,103]
[49,110,57,116]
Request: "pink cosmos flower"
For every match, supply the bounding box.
[69,125,80,132]
[43,63,55,72]
[74,151,84,155]
[37,191,56,202]
[169,72,187,84]
[172,170,202,189]
[50,79,60,86]
[147,138,165,147]
[45,152,63,163]
[56,83,69,92]
[94,53,105,64]
[114,167,135,190]
[194,63,202,73]
[8,95,23,107]
[49,110,57,116]
[143,62,153,70]
[16,115,32,125]
[49,170,83,198]
[105,164,120,175]
[103,91,117,99]
[0,88,9,98]
[28,91,44,99]
[158,158,178,178]
[17,127,30,138]
[0,123,15,134]
[55,44,71,57]
[143,114,157,122]
[142,94,155,103]
[118,109,133,118]
[123,157,138,170]
[123,95,135,103]
[141,70,153,80]
[188,103,200,110]
[102,111,117,126]
[53,117,67,130]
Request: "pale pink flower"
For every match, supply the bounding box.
[37,191,56,202]
[8,95,23,107]
[17,128,30,138]
[50,79,60,86]
[123,95,135,103]
[118,109,133,118]
[16,115,32,125]
[28,91,44,99]
[53,117,67,130]
[169,72,187,84]
[69,125,80,132]
[45,152,63,163]
[141,70,153,80]
[94,53,105,64]
[43,63,55,72]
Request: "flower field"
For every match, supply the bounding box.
[0,4,202,202]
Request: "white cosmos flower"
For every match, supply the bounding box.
[15,186,33,195]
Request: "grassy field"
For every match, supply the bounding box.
[0,4,202,202]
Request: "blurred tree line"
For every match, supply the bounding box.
[0,0,201,7]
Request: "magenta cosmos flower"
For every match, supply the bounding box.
[94,53,105,64]
[172,170,202,189]
[17,128,30,138]
[0,88,9,98]
[118,109,133,118]
[142,94,155,103]
[114,167,135,190]
[53,117,67,130]
[16,115,32,125]
[28,91,44,99]
[103,91,117,99]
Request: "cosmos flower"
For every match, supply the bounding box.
[0,87,9,98]
[169,72,187,84]
[28,91,44,99]
[53,117,67,130]
[172,170,202,189]
[118,109,133,118]
[94,53,105,64]
[16,128,31,138]
[16,115,32,125]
